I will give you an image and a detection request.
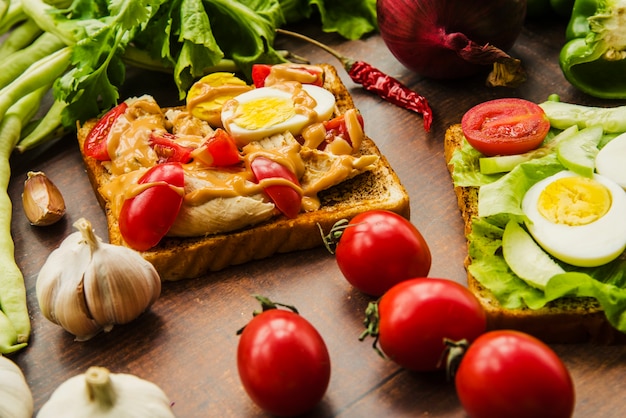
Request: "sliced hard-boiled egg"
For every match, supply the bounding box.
[595,132,626,189]
[522,170,626,267]
[221,84,335,146]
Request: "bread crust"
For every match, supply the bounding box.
[444,124,626,344]
[77,64,410,281]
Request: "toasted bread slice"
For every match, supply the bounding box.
[444,123,625,344]
[77,64,410,281]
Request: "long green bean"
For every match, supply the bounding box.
[0,87,47,353]
[0,32,66,90]
[0,46,71,123]
[0,18,42,60]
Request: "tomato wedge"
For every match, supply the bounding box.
[118,162,184,251]
[320,113,365,150]
[250,156,301,219]
[461,98,550,156]
[251,63,324,88]
[83,102,128,161]
[195,128,241,167]
[149,131,193,164]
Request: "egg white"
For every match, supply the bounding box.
[595,132,626,189]
[522,170,626,267]
[221,84,335,146]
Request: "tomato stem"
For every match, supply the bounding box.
[318,219,351,254]
[442,338,469,381]
[358,301,385,359]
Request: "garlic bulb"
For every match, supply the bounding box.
[0,355,33,418]
[37,366,175,418]
[36,218,161,341]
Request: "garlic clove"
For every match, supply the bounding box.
[22,171,66,226]
[83,243,161,327]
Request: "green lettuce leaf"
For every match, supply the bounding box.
[455,142,626,333]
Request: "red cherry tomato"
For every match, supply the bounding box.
[250,156,301,219]
[237,300,331,417]
[367,278,486,372]
[118,162,184,251]
[455,330,575,418]
[461,98,550,156]
[196,128,241,167]
[331,210,431,296]
[149,131,193,163]
[83,102,128,161]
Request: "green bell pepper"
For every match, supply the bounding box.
[560,0,626,99]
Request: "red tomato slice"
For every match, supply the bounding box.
[251,64,273,88]
[148,131,193,164]
[251,64,325,88]
[320,113,365,150]
[461,98,550,156]
[118,162,184,251]
[83,102,128,161]
[198,128,241,167]
[250,156,302,219]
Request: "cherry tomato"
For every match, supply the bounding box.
[195,128,241,167]
[250,156,301,219]
[331,210,431,296]
[461,98,550,156]
[118,162,184,251]
[237,299,331,417]
[149,131,193,163]
[367,278,486,372]
[455,330,575,418]
[83,102,128,161]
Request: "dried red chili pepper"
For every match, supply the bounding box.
[276,29,433,132]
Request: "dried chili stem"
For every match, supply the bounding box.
[277,28,433,132]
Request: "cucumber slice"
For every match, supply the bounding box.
[556,125,603,178]
[479,125,579,174]
[502,220,565,290]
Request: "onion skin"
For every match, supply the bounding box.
[377,0,527,80]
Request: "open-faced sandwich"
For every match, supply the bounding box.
[445,97,626,344]
[77,63,409,280]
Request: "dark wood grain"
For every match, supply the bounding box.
[7,19,625,417]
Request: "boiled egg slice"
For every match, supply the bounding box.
[522,170,626,267]
[221,84,335,146]
[595,132,626,189]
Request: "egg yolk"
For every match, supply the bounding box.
[537,176,612,226]
[233,97,295,130]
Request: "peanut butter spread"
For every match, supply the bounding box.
[97,74,378,240]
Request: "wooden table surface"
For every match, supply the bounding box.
[7,18,625,418]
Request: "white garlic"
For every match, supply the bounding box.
[36,218,161,341]
[22,171,66,226]
[37,366,175,418]
[0,355,33,418]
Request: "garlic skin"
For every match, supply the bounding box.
[36,218,161,341]
[22,171,66,226]
[37,366,175,418]
[0,355,33,418]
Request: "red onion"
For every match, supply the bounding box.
[376,0,527,87]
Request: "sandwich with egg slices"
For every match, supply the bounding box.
[445,110,626,344]
[77,64,409,281]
